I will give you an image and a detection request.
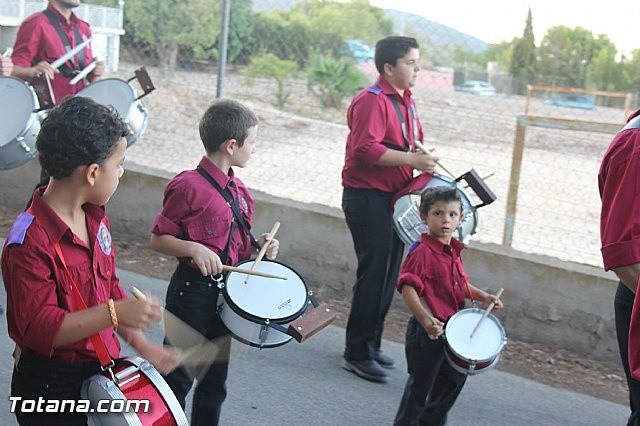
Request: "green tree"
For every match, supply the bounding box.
[509,7,536,94]
[244,53,300,108]
[224,0,254,64]
[306,54,368,108]
[123,0,220,74]
[537,26,596,88]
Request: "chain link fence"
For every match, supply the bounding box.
[2,0,635,268]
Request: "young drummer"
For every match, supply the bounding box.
[149,99,279,426]
[1,96,180,426]
[394,186,503,426]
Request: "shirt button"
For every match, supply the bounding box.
[186,281,190,286]
[207,230,213,235]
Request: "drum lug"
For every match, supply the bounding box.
[259,321,270,348]
[17,137,32,152]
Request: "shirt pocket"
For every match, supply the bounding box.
[185,218,231,245]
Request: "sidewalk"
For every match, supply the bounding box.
[0,266,629,425]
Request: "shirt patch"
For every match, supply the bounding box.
[367,84,382,95]
[6,212,35,245]
[239,196,248,213]
[97,221,112,255]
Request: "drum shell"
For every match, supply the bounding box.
[0,76,40,170]
[443,308,507,375]
[75,78,148,147]
[219,259,309,348]
[81,356,188,426]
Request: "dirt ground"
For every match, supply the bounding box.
[0,203,629,408]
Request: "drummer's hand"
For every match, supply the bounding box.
[0,56,13,76]
[410,151,439,172]
[139,343,182,375]
[92,60,105,79]
[258,234,279,260]
[31,61,57,80]
[115,296,163,330]
[190,243,223,276]
[486,294,504,310]
[424,319,444,340]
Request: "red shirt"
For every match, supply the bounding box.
[396,233,467,321]
[152,157,255,268]
[1,188,125,361]
[11,4,95,101]
[598,109,640,270]
[342,76,424,193]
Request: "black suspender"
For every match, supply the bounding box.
[42,9,85,76]
[385,94,419,153]
[196,166,261,262]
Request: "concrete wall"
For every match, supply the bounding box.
[0,159,621,364]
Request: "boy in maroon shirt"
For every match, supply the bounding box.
[394,187,502,426]
[149,99,279,426]
[1,97,179,426]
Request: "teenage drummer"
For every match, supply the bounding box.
[149,99,279,426]
[393,186,503,426]
[1,96,180,426]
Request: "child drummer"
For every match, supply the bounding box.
[393,186,503,426]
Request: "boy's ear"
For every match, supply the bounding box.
[84,163,100,186]
[223,138,237,155]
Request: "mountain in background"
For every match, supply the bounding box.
[252,1,489,53]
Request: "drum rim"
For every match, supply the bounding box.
[444,307,507,362]
[222,259,309,324]
[0,76,40,145]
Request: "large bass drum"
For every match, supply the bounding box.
[0,76,40,170]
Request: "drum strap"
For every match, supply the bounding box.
[386,95,419,153]
[42,9,85,75]
[196,166,261,255]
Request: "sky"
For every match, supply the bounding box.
[368,0,640,55]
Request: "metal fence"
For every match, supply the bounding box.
[2,0,632,269]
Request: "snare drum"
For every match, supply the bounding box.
[81,356,188,426]
[392,173,478,245]
[218,260,309,348]
[76,79,148,147]
[443,308,507,375]
[0,76,40,170]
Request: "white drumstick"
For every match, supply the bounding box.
[414,140,456,179]
[2,47,12,57]
[69,60,97,85]
[245,221,280,284]
[470,288,504,338]
[50,36,93,70]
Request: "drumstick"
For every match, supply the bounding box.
[2,47,12,57]
[245,221,280,284]
[414,140,456,179]
[469,288,504,338]
[50,36,93,69]
[222,264,286,280]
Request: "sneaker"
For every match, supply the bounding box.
[342,358,388,383]
[374,351,395,369]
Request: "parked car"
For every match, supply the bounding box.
[454,80,497,96]
[346,39,374,63]
[543,94,595,110]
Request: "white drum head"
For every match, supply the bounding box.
[0,77,37,147]
[77,79,135,120]
[445,308,505,361]
[225,260,308,321]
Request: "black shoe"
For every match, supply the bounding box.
[342,358,388,383]
[374,351,395,369]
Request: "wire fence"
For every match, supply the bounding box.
[1,0,632,269]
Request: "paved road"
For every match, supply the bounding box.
[0,267,629,425]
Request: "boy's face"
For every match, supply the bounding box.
[421,200,462,244]
[91,137,126,205]
[232,125,257,168]
[386,47,420,90]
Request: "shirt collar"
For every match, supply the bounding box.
[46,3,79,25]
[29,186,105,244]
[198,156,235,189]
[420,232,465,254]
[375,76,413,99]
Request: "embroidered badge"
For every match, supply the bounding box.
[97,221,112,255]
[6,212,35,245]
[239,196,248,213]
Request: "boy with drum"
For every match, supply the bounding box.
[393,186,502,426]
[149,99,279,426]
[1,96,180,426]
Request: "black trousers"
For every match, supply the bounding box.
[342,187,405,360]
[11,352,102,426]
[615,282,640,426]
[162,263,231,426]
[394,317,467,426]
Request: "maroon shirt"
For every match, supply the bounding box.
[396,233,467,321]
[152,157,255,268]
[599,109,640,271]
[12,4,96,101]
[342,76,424,193]
[1,187,125,361]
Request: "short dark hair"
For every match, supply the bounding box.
[374,36,419,74]
[199,99,259,153]
[419,186,463,216]
[37,96,129,179]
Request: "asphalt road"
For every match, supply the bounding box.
[0,267,629,425]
